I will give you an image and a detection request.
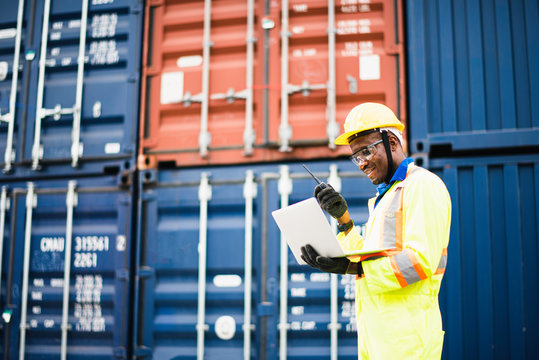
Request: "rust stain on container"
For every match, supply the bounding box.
[139,0,405,168]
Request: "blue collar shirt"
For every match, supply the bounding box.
[374,157,414,208]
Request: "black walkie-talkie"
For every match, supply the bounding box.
[302,164,327,189]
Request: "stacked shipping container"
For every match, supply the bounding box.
[138,0,405,167]
[0,0,142,178]
[1,0,142,358]
[0,0,538,359]
[406,0,539,359]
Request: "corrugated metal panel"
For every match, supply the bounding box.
[407,0,539,154]
[139,0,405,168]
[133,160,374,359]
[0,0,28,175]
[429,154,539,359]
[0,175,133,359]
[0,0,143,179]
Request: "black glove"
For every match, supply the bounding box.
[314,183,348,219]
[300,245,351,274]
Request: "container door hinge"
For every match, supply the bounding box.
[116,269,129,281]
[128,73,139,82]
[138,266,155,279]
[385,43,403,56]
[113,347,126,358]
[141,169,157,185]
[119,170,134,188]
[134,346,152,358]
[130,4,143,14]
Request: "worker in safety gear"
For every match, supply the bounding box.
[300,102,451,359]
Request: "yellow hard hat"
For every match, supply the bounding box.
[334,103,404,145]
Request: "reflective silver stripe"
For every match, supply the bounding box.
[437,254,447,270]
[381,166,423,249]
[394,250,421,285]
[381,188,401,249]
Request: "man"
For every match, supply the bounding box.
[300,102,451,359]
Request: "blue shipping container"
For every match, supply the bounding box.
[430,154,539,359]
[0,0,142,178]
[135,156,539,359]
[134,161,374,359]
[0,175,134,359]
[406,0,539,154]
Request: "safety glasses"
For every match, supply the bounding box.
[350,139,383,166]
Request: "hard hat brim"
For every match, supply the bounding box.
[334,130,361,145]
[334,123,405,146]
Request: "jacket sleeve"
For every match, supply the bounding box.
[362,171,451,294]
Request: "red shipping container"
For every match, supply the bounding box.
[139,0,406,168]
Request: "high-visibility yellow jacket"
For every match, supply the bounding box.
[338,163,451,359]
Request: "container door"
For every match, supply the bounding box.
[429,155,539,359]
[0,0,28,173]
[269,0,404,153]
[406,0,539,154]
[134,169,260,359]
[14,0,142,177]
[0,178,132,360]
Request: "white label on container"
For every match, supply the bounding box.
[74,274,105,332]
[93,0,114,5]
[291,288,306,297]
[359,54,380,80]
[50,278,64,287]
[91,13,118,38]
[116,235,126,251]
[359,41,374,55]
[177,55,203,68]
[290,321,317,330]
[0,61,9,81]
[69,20,81,29]
[0,28,17,39]
[310,273,330,282]
[40,237,65,252]
[160,72,184,104]
[291,306,304,315]
[293,4,308,12]
[292,48,317,57]
[213,274,242,287]
[50,32,61,41]
[89,40,119,65]
[342,42,358,57]
[105,142,120,154]
[292,26,305,34]
[215,315,236,340]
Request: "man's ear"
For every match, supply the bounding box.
[388,134,400,151]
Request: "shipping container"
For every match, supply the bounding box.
[430,154,539,359]
[0,0,143,179]
[0,174,134,359]
[138,0,406,168]
[406,0,539,155]
[133,160,377,359]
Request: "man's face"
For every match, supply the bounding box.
[349,132,387,185]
